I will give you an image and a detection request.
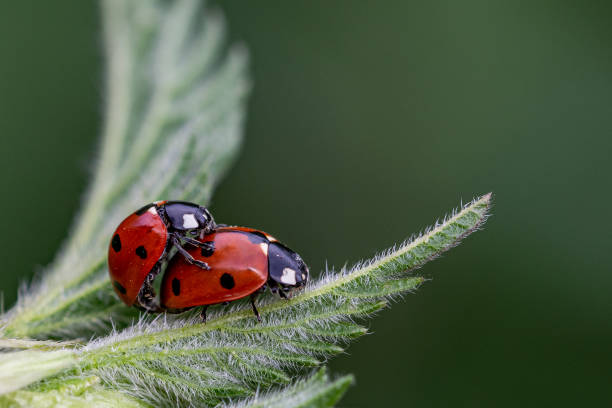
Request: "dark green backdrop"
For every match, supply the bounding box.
[1,1,610,406]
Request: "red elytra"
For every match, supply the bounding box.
[108,203,309,322]
[107,200,216,311]
[161,227,269,310]
[108,206,168,306]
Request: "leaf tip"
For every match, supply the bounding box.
[473,191,493,209]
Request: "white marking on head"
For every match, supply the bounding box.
[260,243,268,256]
[301,273,306,280]
[147,207,157,215]
[280,268,297,285]
[182,213,199,229]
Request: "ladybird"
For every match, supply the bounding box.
[160,226,309,322]
[108,201,216,311]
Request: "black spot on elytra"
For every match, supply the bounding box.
[135,246,147,259]
[220,273,235,289]
[200,242,215,257]
[113,280,127,295]
[172,278,181,296]
[111,234,122,252]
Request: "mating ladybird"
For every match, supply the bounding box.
[160,226,309,322]
[107,201,215,311]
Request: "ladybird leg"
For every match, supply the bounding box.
[200,305,208,324]
[250,294,262,323]
[171,235,211,270]
[181,236,214,251]
[278,289,288,299]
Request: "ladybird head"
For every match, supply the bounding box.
[162,201,216,235]
[268,242,309,291]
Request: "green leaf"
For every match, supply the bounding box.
[226,368,354,408]
[0,376,149,408]
[22,194,490,407]
[0,350,76,395]
[1,0,249,339]
[0,1,492,406]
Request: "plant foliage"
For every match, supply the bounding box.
[0,1,491,407]
[2,0,249,340]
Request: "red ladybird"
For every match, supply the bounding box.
[160,226,309,321]
[108,201,215,311]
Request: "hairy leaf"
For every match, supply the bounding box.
[19,194,490,407]
[0,1,492,407]
[1,0,249,339]
[225,368,354,408]
[0,350,76,395]
[0,376,148,408]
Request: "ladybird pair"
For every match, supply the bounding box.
[107,201,309,321]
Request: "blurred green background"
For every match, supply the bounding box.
[1,1,610,406]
